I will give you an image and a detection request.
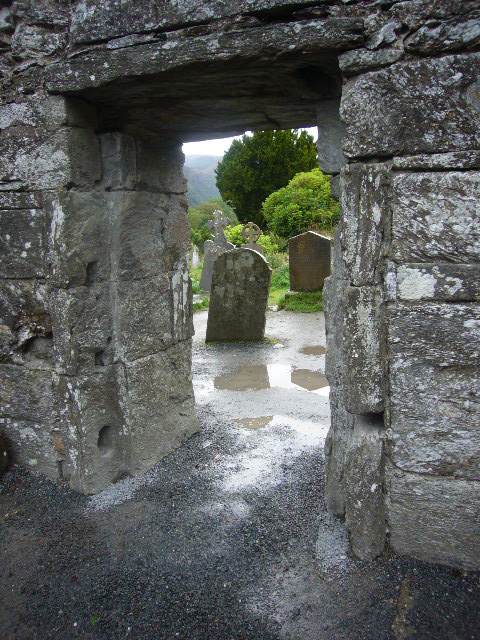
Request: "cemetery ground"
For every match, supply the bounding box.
[1,310,479,639]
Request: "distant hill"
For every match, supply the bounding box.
[183,155,222,206]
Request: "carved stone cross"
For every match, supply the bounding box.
[207,209,230,244]
[241,221,263,254]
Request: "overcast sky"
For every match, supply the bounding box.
[182,127,318,156]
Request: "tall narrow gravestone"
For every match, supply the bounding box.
[206,249,271,342]
[199,210,234,291]
[289,231,331,291]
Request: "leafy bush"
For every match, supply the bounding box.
[224,224,280,263]
[262,168,340,239]
[270,263,290,290]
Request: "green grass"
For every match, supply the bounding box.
[269,263,290,306]
[277,290,323,313]
[193,296,209,312]
[190,265,208,295]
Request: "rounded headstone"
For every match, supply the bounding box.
[206,248,271,342]
[289,231,332,291]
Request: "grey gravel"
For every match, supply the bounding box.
[0,311,479,639]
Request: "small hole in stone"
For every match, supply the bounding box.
[85,261,98,285]
[114,470,132,483]
[97,426,114,456]
[95,350,105,366]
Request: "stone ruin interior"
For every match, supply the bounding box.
[0,0,479,574]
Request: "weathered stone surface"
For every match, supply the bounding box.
[115,191,189,281]
[0,96,97,130]
[45,18,363,95]
[99,132,137,190]
[391,0,479,30]
[206,249,271,342]
[339,48,403,76]
[344,415,385,561]
[116,275,177,362]
[0,191,42,209]
[45,190,110,288]
[49,284,115,375]
[11,0,70,27]
[0,208,45,278]
[126,340,198,474]
[0,280,51,365]
[342,54,480,158]
[69,0,359,45]
[0,431,8,477]
[289,232,331,292]
[0,365,58,477]
[394,264,480,302]
[10,23,66,59]
[136,139,187,193]
[0,127,101,190]
[53,365,129,494]
[388,302,480,480]
[340,163,389,286]
[404,10,480,54]
[393,151,480,170]
[316,98,346,174]
[391,172,480,263]
[344,286,384,414]
[171,264,194,344]
[324,390,352,517]
[324,228,351,517]
[385,462,480,571]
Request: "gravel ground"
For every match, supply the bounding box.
[0,310,479,639]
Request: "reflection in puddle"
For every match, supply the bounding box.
[291,368,328,391]
[214,363,329,395]
[214,364,269,391]
[235,416,274,430]
[234,414,330,437]
[300,344,326,355]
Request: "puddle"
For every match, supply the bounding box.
[235,416,274,430]
[291,368,328,392]
[215,363,329,395]
[214,364,270,391]
[219,415,330,492]
[300,344,326,355]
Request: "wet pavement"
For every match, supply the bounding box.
[0,309,479,639]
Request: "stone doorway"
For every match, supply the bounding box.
[1,1,479,572]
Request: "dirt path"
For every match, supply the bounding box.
[0,310,479,639]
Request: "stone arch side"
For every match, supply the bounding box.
[324,49,480,571]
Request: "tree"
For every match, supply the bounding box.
[188,197,237,250]
[215,129,318,227]
[262,168,340,239]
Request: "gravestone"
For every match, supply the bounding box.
[206,249,271,342]
[289,231,331,291]
[190,244,201,268]
[241,222,263,255]
[199,210,234,291]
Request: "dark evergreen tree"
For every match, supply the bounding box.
[215,129,317,227]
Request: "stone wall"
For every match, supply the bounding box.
[0,0,478,567]
[324,6,480,570]
[0,94,197,493]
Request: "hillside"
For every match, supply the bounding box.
[183,155,222,206]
